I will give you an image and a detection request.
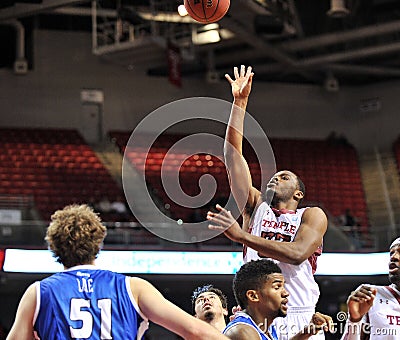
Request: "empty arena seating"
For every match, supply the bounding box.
[110,131,369,233]
[268,139,368,228]
[0,128,127,222]
[111,131,230,223]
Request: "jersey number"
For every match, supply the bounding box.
[69,298,112,339]
[261,231,291,242]
[258,231,291,258]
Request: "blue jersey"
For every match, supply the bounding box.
[33,265,148,340]
[223,312,278,340]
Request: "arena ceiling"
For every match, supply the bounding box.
[1,0,400,88]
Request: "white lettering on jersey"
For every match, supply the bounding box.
[77,278,94,293]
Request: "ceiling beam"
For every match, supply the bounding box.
[326,63,400,77]
[219,16,321,83]
[279,19,400,52]
[297,41,400,67]
[0,0,89,21]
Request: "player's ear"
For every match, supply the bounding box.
[246,290,259,302]
[294,190,304,201]
[223,308,229,316]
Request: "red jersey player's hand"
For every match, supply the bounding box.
[347,285,377,322]
[225,65,254,100]
[207,204,244,243]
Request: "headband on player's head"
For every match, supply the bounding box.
[390,237,400,249]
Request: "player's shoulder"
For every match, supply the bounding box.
[303,206,326,214]
[224,321,260,339]
[301,206,328,220]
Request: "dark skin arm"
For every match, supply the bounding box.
[223,65,327,263]
[344,285,376,340]
[224,65,260,230]
[208,204,327,265]
[347,285,376,322]
[292,312,334,340]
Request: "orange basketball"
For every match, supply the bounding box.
[184,0,230,24]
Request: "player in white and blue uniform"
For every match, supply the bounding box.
[7,204,229,340]
[224,312,278,340]
[222,259,332,340]
[34,267,148,339]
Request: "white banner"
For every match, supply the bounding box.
[2,249,390,276]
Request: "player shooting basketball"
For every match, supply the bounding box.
[207,65,328,340]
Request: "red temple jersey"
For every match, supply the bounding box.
[244,202,322,309]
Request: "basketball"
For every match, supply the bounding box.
[184,0,230,24]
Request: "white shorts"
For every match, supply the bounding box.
[272,306,325,340]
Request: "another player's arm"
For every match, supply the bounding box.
[209,206,327,265]
[340,285,376,340]
[291,312,334,340]
[224,324,262,340]
[6,283,36,340]
[131,277,229,340]
[224,65,260,223]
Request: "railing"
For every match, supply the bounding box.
[0,219,241,251]
[1,217,395,252]
[0,194,34,210]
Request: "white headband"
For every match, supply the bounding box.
[390,237,400,249]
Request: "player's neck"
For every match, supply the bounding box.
[272,202,297,212]
[245,308,273,333]
[392,283,400,292]
[209,318,226,332]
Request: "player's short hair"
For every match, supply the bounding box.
[46,204,106,268]
[233,259,282,309]
[191,284,228,313]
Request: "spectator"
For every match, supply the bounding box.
[97,196,112,214]
[111,195,130,221]
[339,209,361,248]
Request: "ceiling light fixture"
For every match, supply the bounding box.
[327,0,350,18]
[177,4,188,17]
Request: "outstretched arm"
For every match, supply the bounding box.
[7,283,37,340]
[208,205,327,265]
[340,285,376,340]
[131,277,228,340]
[224,65,260,223]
